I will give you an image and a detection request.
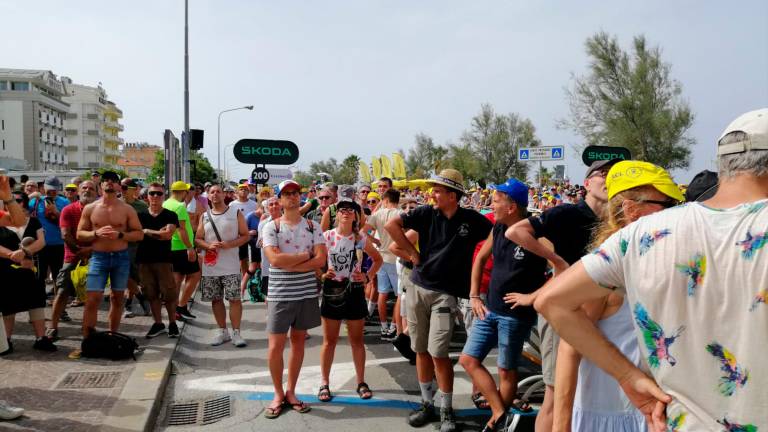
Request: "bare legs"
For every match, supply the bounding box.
[320,318,367,387]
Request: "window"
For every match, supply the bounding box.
[1,120,4,130]
[0,81,6,90]
[2,139,5,150]
[11,82,29,91]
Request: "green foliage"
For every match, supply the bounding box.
[560,32,695,169]
[405,133,437,178]
[147,150,165,183]
[146,150,215,184]
[305,154,361,185]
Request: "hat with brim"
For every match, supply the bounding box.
[277,180,301,197]
[585,159,621,179]
[606,160,684,202]
[489,178,528,208]
[684,170,719,202]
[428,168,465,194]
[65,183,77,189]
[336,198,361,214]
[170,180,190,191]
[717,108,768,155]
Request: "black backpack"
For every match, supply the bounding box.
[81,331,142,360]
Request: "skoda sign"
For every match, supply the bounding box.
[581,145,632,165]
[233,139,300,165]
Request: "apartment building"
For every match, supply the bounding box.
[0,68,69,171]
[118,142,160,179]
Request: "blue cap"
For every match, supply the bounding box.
[489,178,528,207]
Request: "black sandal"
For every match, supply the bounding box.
[471,392,490,410]
[510,398,533,413]
[356,382,373,400]
[318,384,332,402]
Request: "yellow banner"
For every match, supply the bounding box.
[392,152,407,179]
[358,161,371,183]
[371,157,382,180]
[380,155,393,178]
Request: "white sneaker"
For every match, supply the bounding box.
[211,328,231,346]
[0,400,24,420]
[231,329,247,348]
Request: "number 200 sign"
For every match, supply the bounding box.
[251,167,270,184]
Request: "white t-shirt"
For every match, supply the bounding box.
[323,228,366,281]
[229,199,257,217]
[581,199,768,431]
[366,207,402,264]
[200,207,241,277]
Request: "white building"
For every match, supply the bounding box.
[0,68,69,171]
[61,77,123,170]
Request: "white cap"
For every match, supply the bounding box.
[717,108,768,155]
[277,180,300,197]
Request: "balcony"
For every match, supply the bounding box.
[104,120,124,131]
[87,145,100,152]
[66,145,79,152]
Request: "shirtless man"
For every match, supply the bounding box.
[76,171,143,337]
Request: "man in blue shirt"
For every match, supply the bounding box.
[29,176,69,294]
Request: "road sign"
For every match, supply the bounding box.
[581,145,631,165]
[250,167,270,185]
[518,146,565,161]
[233,139,299,165]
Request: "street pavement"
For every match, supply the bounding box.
[153,298,538,432]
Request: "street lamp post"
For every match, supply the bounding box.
[217,105,253,183]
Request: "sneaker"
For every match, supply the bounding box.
[124,307,136,319]
[0,340,13,356]
[45,328,59,342]
[231,329,247,348]
[380,328,390,341]
[176,305,196,320]
[167,322,180,338]
[407,401,437,427]
[60,310,72,322]
[211,328,231,346]
[32,336,57,352]
[439,407,457,432]
[145,322,167,339]
[0,400,24,420]
[385,328,397,341]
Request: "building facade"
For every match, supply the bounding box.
[118,142,160,180]
[61,78,123,170]
[0,68,69,171]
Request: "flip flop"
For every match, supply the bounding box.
[287,400,311,413]
[472,392,490,410]
[264,400,284,419]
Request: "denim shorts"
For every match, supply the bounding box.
[461,310,534,370]
[86,250,131,292]
[377,262,399,294]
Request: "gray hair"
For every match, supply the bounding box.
[718,132,768,178]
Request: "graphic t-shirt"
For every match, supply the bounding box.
[262,217,324,302]
[581,200,768,431]
[367,207,401,264]
[137,209,179,263]
[60,201,85,264]
[323,228,366,281]
[163,197,193,251]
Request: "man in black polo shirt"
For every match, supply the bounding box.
[504,159,614,432]
[459,178,547,431]
[386,169,492,432]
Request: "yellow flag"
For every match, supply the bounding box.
[358,161,371,183]
[380,155,393,178]
[371,157,382,179]
[392,153,407,179]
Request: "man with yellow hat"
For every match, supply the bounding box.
[163,180,200,321]
[386,168,493,431]
[536,108,768,431]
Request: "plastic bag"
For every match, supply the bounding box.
[70,261,88,303]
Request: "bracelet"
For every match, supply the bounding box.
[470,295,482,299]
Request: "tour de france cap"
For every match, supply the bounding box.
[717,108,768,156]
[489,178,529,207]
[606,160,684,202]
[277,180,301,197]
[170,180,190,191]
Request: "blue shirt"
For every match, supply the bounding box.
[29,195,69,246]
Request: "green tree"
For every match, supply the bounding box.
[146,150,216,184]
[445,143,481,184]
[292,170,315,187]
[405,133,436,178]
[147,150,165,182]
[560,32,695,169]
[336,154,361,185]
[461,104,540,184]
[309,158,340,181]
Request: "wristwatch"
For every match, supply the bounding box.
[118,232,124,239]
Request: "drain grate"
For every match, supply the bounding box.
[167,395,232,426]
[56,371,123,389]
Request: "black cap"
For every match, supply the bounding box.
[91,170,101,177]
[585,159,620,179]
[685,170,718,202]
[122,179,139,188]
[336,198,361,214]
[101,170,120,182]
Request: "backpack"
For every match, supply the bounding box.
[246,268,266,303]
[81,330,142,360]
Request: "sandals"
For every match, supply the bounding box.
[510,398,533,413]
[318,384,332,402]
[472,392,491,410]
[480,413,508,432]
[264,399,284,419]
[288,400,311,413]
[356,382,373,400]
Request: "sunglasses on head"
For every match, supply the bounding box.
[148,191,164,197]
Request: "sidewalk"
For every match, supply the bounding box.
[0,294,185,432]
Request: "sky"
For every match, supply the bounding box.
[2,0,766,183]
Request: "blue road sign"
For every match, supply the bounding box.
[518,149,530,160]
[551,147,563,159]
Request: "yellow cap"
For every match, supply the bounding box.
[607,160,684,202]
[170,181,190,191]
[65,183,77,189]
[367,191,381,201]
[237,183,248,189]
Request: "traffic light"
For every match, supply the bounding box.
[189,129,204,150]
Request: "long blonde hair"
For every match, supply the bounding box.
[591,185,659,249]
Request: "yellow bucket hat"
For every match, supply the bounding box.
[170,181,190,191]
[607,160,684,202]
[367,191,381,201]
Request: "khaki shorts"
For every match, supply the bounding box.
[538,317,560,386]
[139,263,178,301]
[406,282,457,358]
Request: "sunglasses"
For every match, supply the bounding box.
[359,190,370,194]
[338,207,356,214]
[15,198,23,203]
[367,200,379,205]
[65,188,77,192]
[318,196,332,200]
[281,190,300,197]
[634,199,678,209]
[148,191,164,197]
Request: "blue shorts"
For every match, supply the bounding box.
[86,250,131,292]
[377,262,399,295]
[461,310,534,370]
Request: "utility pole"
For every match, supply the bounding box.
[182,0,190,182]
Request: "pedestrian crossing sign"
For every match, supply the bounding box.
[518,146,565,161]
[519,149,529,160]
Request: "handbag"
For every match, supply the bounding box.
[203,209,222,266]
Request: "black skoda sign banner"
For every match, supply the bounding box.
[233,139,300,165]
[581,145,632,165]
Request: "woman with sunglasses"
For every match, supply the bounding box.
[317,197,382,403]
[0,192,56,354]
[507,160,682,432]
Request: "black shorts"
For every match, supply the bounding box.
[239,241,261,263]
[320,281,367,321]
[171,250,200,275]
